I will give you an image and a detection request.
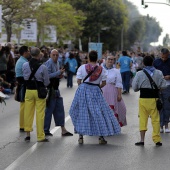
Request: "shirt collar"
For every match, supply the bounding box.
[103,64,113,70]
[21,56,28,62]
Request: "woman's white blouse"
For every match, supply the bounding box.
[76,64,107,84]
[103,67,123,88]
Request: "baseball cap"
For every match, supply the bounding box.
[161,48,169,54]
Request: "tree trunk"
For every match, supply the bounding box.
[5,20,12,42]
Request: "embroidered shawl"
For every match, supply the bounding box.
[85,64,102,82]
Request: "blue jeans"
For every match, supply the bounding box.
[44,90,65,133]
[121,71,131,92]
[3,88,11,94]
[160,86,170,127]
[67,71,74,87]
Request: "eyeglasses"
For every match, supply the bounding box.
[53,54,58,56]
[107,58,114,61]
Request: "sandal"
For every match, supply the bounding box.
[78,135,83,144]
[99,137,107,145]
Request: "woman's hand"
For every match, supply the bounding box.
[117,95,122,102]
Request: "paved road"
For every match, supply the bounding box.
[0,77,170,170]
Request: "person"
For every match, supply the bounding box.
[15,46,30,132]
[64,53,78,88]
[117,50,132,94]
[134,53,144,72]
[0,46,9,75]
[102,55,127,127]
[6,45,15,93]
[153,48,170,133]
[132,56,166,146]
[6,42,15,58]
[44,49,73,137]
[69,50,121,145]
[22,47,50,142]
[75,52,82,71]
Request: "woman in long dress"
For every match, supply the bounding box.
[102,55,127,127]
[69,51,121,145]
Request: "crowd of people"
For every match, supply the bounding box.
[0,42,170,146]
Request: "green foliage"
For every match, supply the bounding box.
[0,0,39,41]
[36,1,85,43]
[64,0,128,51]
[0,0,85,45]
[163,34,170,47]
[123,0,162,51]
[0,0,163,51]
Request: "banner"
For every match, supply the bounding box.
[88,42,103,59]
[44,25,57,43]
[21,19,37,42]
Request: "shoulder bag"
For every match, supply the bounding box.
[143,70,163,111]
[29,63,48,99]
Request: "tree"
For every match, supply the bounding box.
[64,0,128,51]
[142,16,162,51]
[124,0,162,51]
[163,34,170,47]
[0,0,38,42]
[35,1,85,46]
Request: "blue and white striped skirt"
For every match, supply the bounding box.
[69,83,121,136]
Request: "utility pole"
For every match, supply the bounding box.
[121,26,124,51]
[98,32,100,43]
[40,0,44,46]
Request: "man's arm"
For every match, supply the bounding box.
[45,61,61,78]
[132,73,140,92]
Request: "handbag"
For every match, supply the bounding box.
[143,70,163,111]
[36,86,48,99]
[15,83,26,102]
[29,63,48,99]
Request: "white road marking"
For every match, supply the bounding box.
[4,115,71,170]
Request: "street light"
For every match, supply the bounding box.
[98,27,110,42]
[141,0,170,7]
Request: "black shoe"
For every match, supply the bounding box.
[62,131,73,136]
[25,136,30,141]
[135,142,144,146]
[45,132,53,136]
[122,91,127,94]
[20,128,24,132]
[38,138,49,142]
[156,142,162,146]
[99,137,107,145]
